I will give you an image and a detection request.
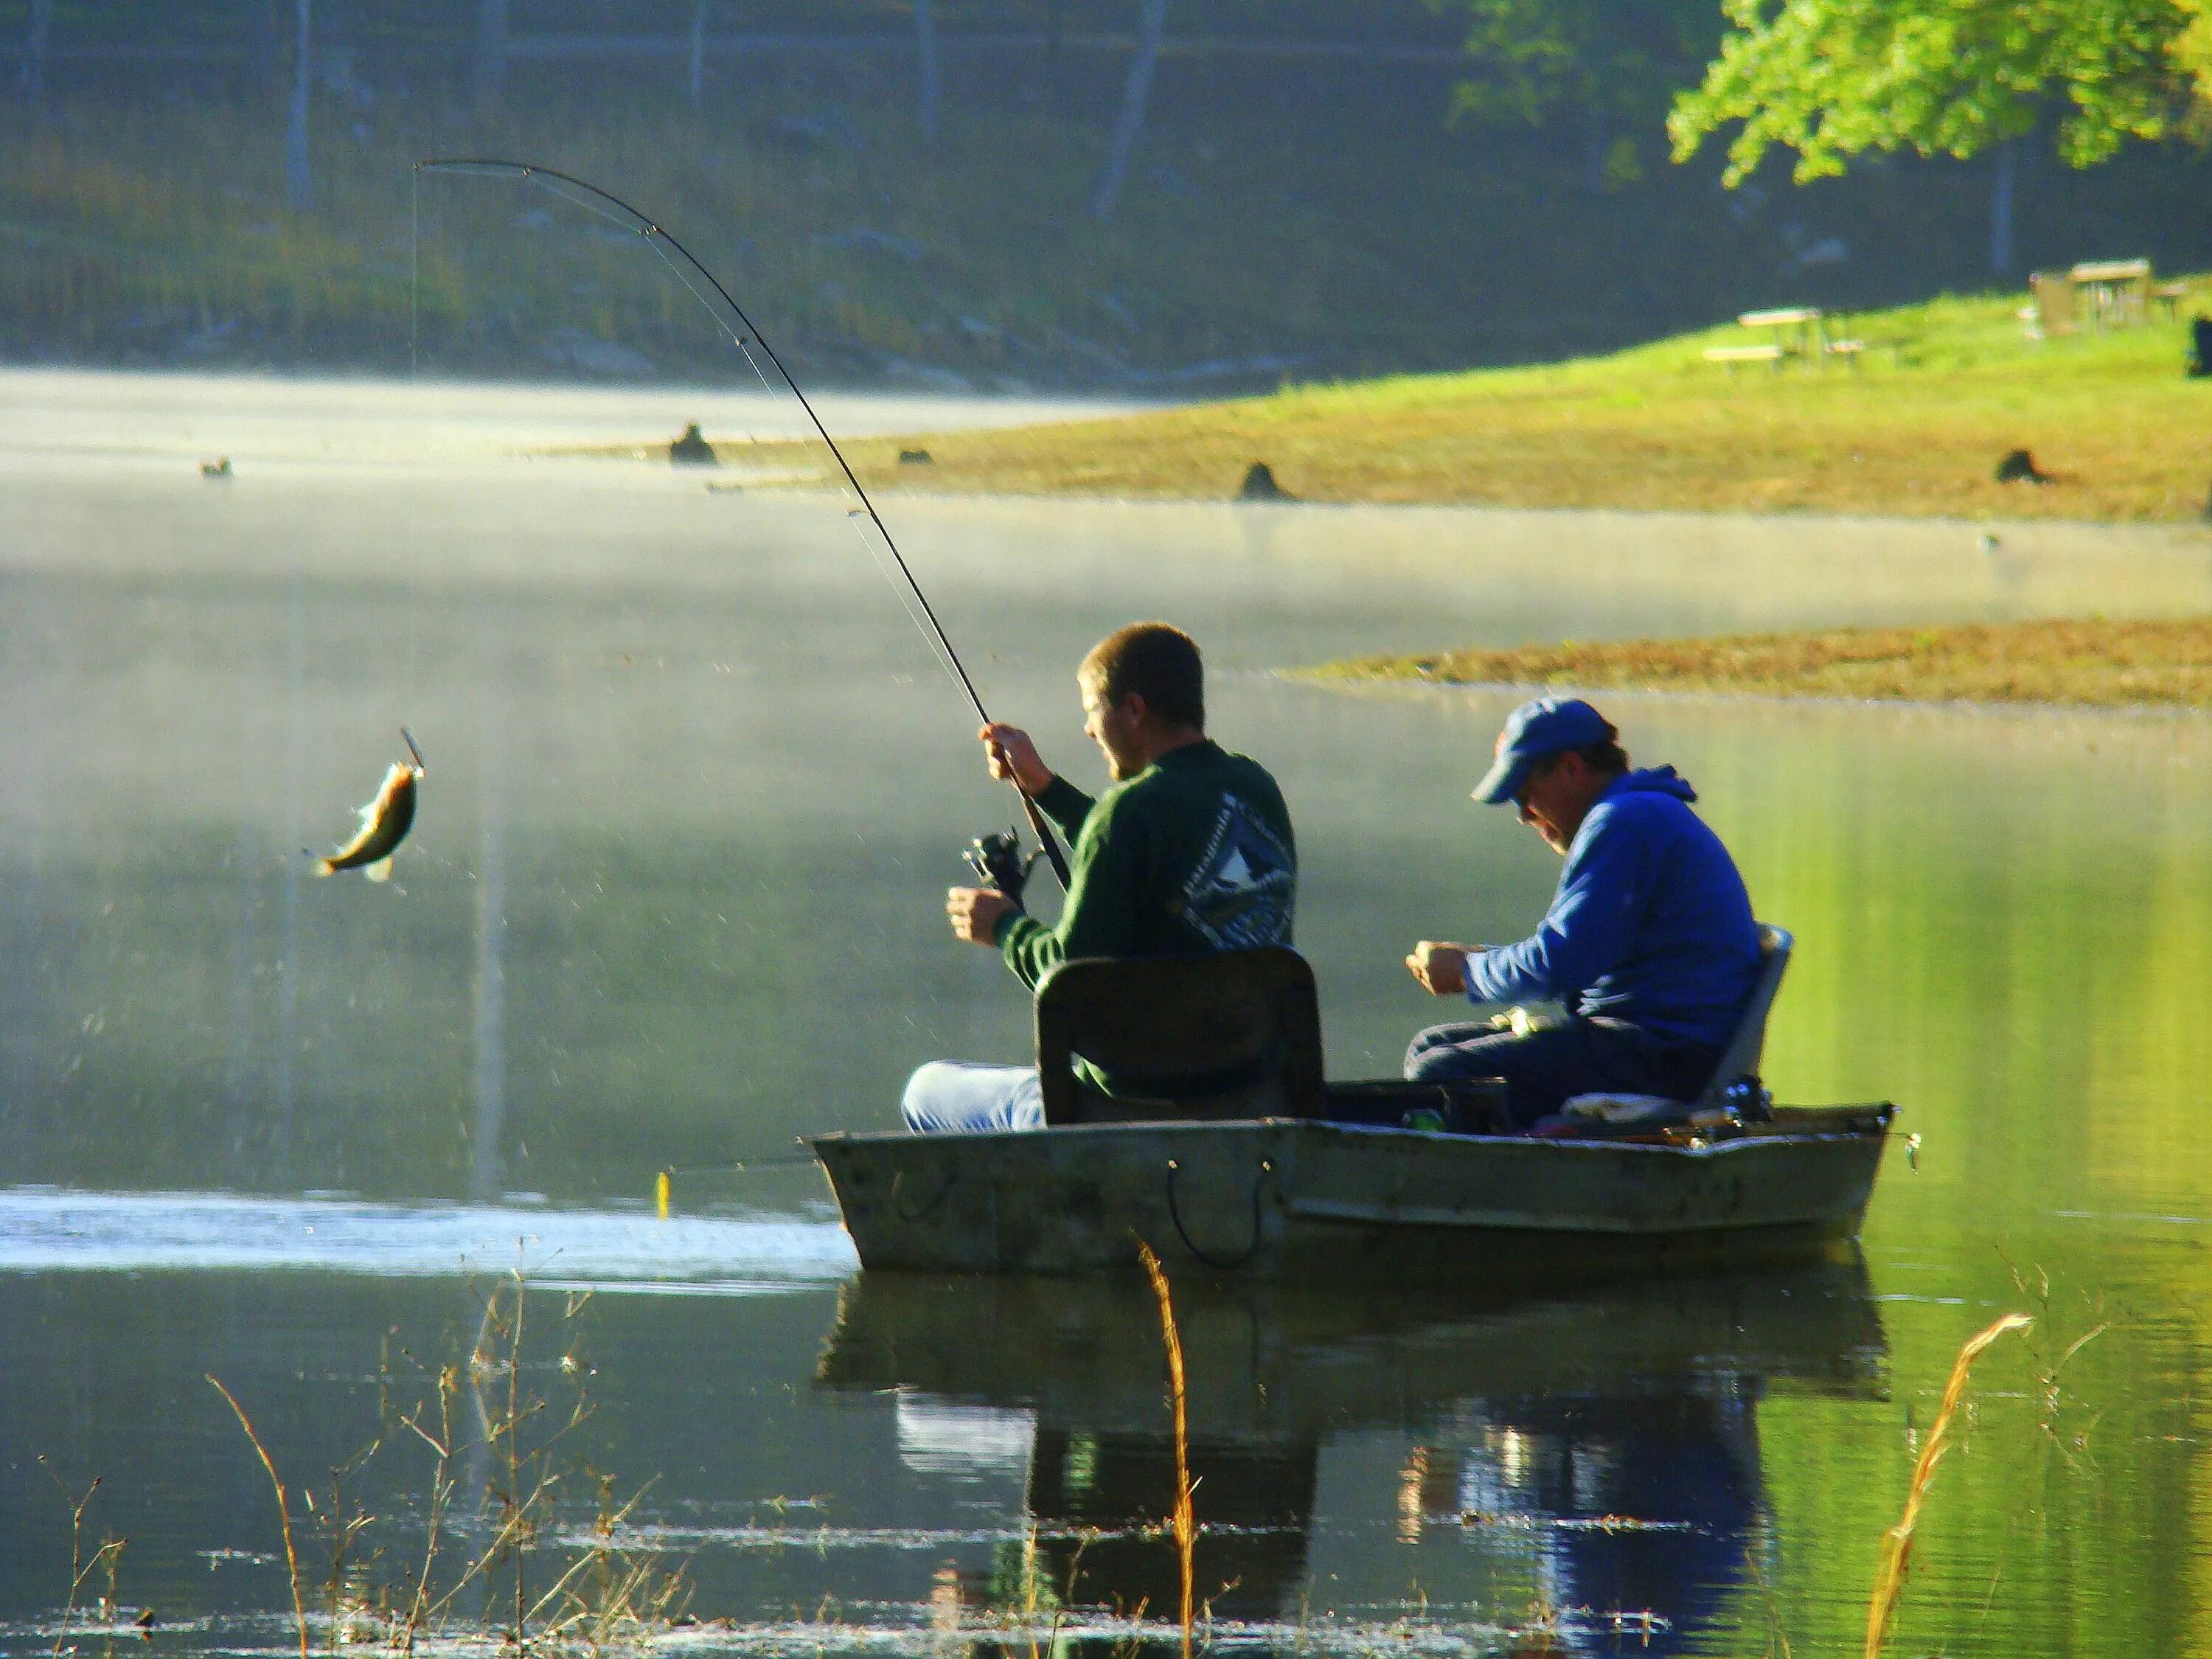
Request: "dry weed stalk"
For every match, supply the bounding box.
[395,1363,459,1652]
[1862,1311,2033,1659]
[39,1460,128,1658]
[1136,1241,1195,1659]
[206,1377,310,1659]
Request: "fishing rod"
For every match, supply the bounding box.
[413,157,1071,891]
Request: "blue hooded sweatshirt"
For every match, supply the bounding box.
[1464,767,1761,1048]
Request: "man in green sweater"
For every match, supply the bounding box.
[902,622,1298,1133]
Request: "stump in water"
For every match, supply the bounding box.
[1238,462,1293,501]
[1994,448,2052,485]
[669,423,718,465]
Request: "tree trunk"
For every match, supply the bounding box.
[285,0,313,211]
[1988,137,2018,277]
[914,0,941,145]
[1043,0,1063,103]
[18,0,52,110]
[1091,0,1166,220]
[687,0,706,109]
[473,0,507,116]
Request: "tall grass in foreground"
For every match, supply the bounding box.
[38,1462,129,1659]
[206,1272,686,1656]
[1863,1311,2035,1659]
[1137,1241,1196,1659]
[207,1377,310,1659]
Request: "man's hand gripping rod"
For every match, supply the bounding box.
[413,156,1071,891]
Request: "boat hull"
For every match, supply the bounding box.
[809,1110,1892,1280]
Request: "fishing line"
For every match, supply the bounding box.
[413,156,1069,891]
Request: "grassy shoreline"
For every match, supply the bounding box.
[647,288,2212,525]
[1304,618,2212,709]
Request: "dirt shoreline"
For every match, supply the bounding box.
[1301,619,2212,712]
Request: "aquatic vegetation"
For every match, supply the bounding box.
[204,1273,689,1658]
[207,1377,310,1659]
[1307,618,2212,710]
[1138,1240,1196,1659]
[1863,1310,2034,1659]
[35,1461,131,1658]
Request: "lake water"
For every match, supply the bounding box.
[4,369,2212,1658]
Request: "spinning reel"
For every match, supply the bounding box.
[963,827,1044,907]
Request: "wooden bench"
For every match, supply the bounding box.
[1703,344,1784,373]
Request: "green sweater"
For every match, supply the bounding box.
[995,740,1298,996]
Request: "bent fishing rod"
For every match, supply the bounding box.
[413,157,1071,891]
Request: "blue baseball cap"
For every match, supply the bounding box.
[1472,697,1613,804]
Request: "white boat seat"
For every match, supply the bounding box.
[1559,923,1793,1124]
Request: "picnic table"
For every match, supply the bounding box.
[2069,258,2152,329]
[1704,307,1863,372]
[2027,259,2161,337]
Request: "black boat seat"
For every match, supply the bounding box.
[1032,947,1509,1130]
[1033,947,1326,1125]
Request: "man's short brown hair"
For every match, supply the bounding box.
[1537,731,1630,780]
[1080,622,1204,730]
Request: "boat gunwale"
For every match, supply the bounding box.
[809,1105,1896,1164]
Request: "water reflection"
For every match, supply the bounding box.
[816,1259,1884,1653]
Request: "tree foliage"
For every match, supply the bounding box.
[1442,0,1719,131]
[1670,0,2212,184]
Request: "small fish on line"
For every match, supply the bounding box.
[311,729,426,883]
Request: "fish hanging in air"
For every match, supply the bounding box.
[313,730,426,883]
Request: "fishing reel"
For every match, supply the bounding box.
[964,828,1042,907]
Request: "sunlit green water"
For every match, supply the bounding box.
[4,371,2212,1658]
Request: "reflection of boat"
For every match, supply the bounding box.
[810,1107,1893,1280]
[815,1260,1885,1652]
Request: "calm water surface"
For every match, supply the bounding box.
[4,372,2212,1658]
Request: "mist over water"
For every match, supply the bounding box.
[4,371,2212,1656]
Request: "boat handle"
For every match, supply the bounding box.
[891,1166,958,1223]
[1164,1156,1276,1271]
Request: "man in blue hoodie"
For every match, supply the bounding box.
[1402,698,1761,1129]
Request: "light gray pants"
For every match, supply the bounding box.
[900,1061,1046,1133]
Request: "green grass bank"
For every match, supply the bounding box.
[759,288,2212,522]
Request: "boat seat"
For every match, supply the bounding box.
[1557,923,1793,1130]
[1033,947,1327,1125]
[1700,923,1792,1105]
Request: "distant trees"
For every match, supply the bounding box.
[1669,0,2212,183]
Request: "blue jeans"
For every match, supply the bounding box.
[1404,1018,1720,1131]
[901,1061,1046,1133]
